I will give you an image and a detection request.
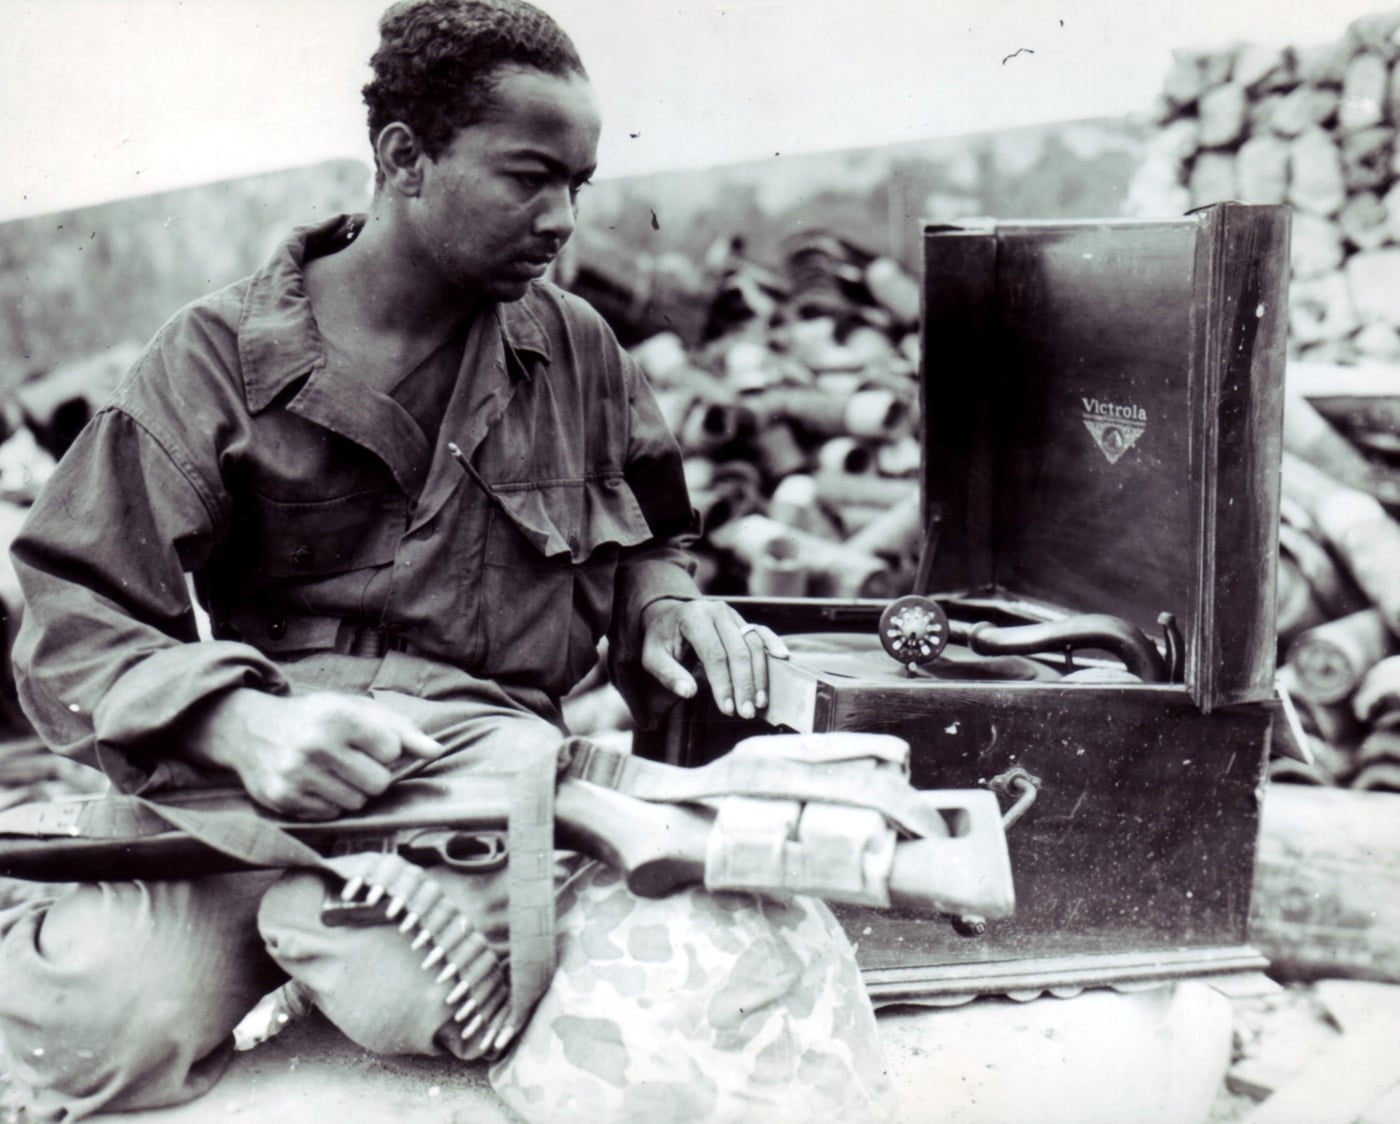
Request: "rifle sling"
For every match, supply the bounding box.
[564,743,945,839]
[120,793,331,872]
[505,741,556,1036]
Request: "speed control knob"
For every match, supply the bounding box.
[879,595,950,671]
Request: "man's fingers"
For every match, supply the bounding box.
[758,625,791,661]
[286,794,344,821]
[336,697,443,763]
[745,623,790,709]
[307,769,371,811]
[638,599,789,717]
[274,771,364,819]
[641,642,698,701]
[682,616,737,717]
[361,698,445,761]
[739,625,769,711]
[712,617,758,719]
[323,750,394,800]
[397,723,446,760]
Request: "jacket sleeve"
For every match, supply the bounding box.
[10,404,288,794]
[607,352,703,721]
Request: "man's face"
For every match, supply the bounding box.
[407,65,601,302]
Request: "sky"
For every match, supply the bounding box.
[0,0,1392,222]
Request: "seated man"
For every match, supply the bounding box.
[0,1,896,1121]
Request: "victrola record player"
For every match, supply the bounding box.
[638,202,1292,1004]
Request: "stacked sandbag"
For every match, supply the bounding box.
[1125,9,1400,365]
[627,230,925,600]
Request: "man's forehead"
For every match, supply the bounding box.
[464,67,600,162]
[481,64,598,122]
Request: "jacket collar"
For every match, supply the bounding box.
[239,214,553,413]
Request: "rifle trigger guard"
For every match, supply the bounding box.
[398,830,509,873]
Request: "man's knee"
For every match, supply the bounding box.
[257,861,514,1058]
[0,874,281,1118]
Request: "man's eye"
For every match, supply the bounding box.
[514,172,548,189]
[570,178,592,200]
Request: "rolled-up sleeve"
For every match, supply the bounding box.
[10,406,286,792]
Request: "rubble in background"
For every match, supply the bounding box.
[1273,368,1400,793]
[613,230,925,601]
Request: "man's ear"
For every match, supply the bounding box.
[375,123,426,196]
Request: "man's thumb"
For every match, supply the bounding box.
[643,647,698,699]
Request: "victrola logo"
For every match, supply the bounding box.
[1081,397,1147,464]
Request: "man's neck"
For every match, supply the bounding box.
[312,210,478,343]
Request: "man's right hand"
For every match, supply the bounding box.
[186,689,445,819]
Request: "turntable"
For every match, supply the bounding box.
[637,203,1292,1003]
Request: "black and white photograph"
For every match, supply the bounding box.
[1,1,1399,1121]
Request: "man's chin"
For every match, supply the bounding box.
[476,277,535,303]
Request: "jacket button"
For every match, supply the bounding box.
[289,545,314,568]
[267,617,287,641]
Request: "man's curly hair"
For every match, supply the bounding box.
[363,0,587,179]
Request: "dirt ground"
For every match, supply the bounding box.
[0,967,1349,1124]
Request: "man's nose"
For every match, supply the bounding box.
[534,184,577,242]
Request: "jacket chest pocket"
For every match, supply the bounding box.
[479,475,652,692]
[247,487,406,581]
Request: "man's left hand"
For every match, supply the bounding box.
[640,598,790,719]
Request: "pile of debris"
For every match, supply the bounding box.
[609,231,926,601]
[1125,7,1400,366]
[1275,365,1400,791]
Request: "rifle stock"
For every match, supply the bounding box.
[0,774,1014,919]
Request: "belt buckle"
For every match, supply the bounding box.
[340,622,412,658]
[344,624,389,658]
